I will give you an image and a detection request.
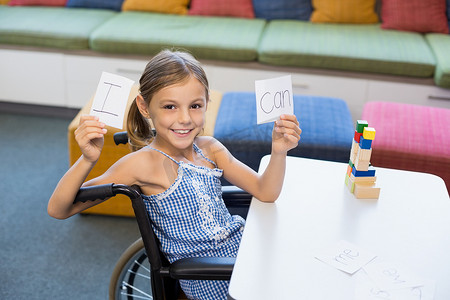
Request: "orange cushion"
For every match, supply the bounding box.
[121,0,189,15]
[188,0,254,18]
[310,0,378,24]
[9,0,65,5]
[381,0,449,34]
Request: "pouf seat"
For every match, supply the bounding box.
[214,92,354,173]
[361,101,450,194]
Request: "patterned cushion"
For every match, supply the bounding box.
[381,0,449,34]
[310,0,378,24]
[66,0,124,11]
[9,0,65,5]
[0,6,116,49]
[189,0,254,18]
[258,21,436,77]
[361,101,450,194]
[90,12,265,61]
[252,0,312,20]
[213,92,354,171]
[121,0,189,14]
[426,34,450,88]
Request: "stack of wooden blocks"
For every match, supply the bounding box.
[345,120,381,199]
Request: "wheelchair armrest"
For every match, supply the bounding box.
[222,185,252,207]
[169,257,235,280]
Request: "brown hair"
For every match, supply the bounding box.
[126,49,210,151]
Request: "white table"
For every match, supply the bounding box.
[228,156,450,300]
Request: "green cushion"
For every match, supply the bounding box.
[259,21,436,77]
[426,34,450,88]
[0,6,116,50]
[90,12,266,61]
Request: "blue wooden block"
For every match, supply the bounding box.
[352,166,376,177]
[359,136,372,149]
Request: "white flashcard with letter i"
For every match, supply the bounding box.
[255,75,294,124]
[90,71,135,129]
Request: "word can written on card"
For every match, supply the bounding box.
[90,71,135,129]
[315,240,377,274]
[255,75,294,124]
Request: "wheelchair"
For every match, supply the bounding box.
[74,132,252,300]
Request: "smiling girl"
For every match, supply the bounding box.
[48,49,301,299]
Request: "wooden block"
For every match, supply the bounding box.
[347,164,353,176]
[354,158,370,171]
[354,131,362,143]
[356,120,369,133]
[350,139,360,163]
[354,183,380,199]
[345,174,355,193]
[359,136,372,149]
[352,166,376,177]
[356,148,372,162]
[350,173,377,184]
[363,127,376,140]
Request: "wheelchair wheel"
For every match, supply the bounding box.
[109,238,152,300]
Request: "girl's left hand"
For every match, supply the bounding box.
[272,114,302,155]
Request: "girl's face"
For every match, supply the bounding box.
[139,76,208,153]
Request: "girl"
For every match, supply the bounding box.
[48,49,301,299]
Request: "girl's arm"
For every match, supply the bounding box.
[48,115,109,219]
[213,114,301,202]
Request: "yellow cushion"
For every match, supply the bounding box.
[121,0,189,14]
[68,86,222,216]
[0,0,10,4]
[310,0,379,24]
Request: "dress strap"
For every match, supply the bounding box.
[147,147,180,165]
[193,144,218,168]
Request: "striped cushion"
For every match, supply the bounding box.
[66,0,124,11]
[189,0,254,18]
[0,6,116,49]
[214,92,354,171]
[310,0,378,24]
[90,12,265,61]
[381,0,449,34]
[426,34,450,88]
[361,101,450,194]
[258,21,436,77]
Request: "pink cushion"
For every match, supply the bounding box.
[381,0,449,34]
[9,0,66,5]
[188,0,254,18]
[362,101,450,193]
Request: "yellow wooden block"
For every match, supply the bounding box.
[362,127,376,140]
[354,183,380,199]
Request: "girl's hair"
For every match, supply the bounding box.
[127,49,209,151]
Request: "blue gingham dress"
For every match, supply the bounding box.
[142,144,245,300]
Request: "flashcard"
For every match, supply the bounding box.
[355,274,435,300]
[90,71,135,129]
[315,240,377,274]
[363,261,428,291]
[255,75,294,124]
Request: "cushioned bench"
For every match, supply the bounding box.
[361,101,450,194]
[214,92,355,173]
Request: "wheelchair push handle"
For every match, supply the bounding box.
[74,183,142,203]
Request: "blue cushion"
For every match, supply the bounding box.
[252,0,312,20]
[66,0,124,11]
[214,92,354,171]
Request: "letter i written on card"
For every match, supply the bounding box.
[255,75,294,124]
[90,71,135,129]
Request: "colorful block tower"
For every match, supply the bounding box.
[345,120,380,199]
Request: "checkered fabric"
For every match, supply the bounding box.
[142,144,245,299]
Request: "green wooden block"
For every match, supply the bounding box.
[356,120,369,133]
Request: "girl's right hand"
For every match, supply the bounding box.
[74,115,107,163]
